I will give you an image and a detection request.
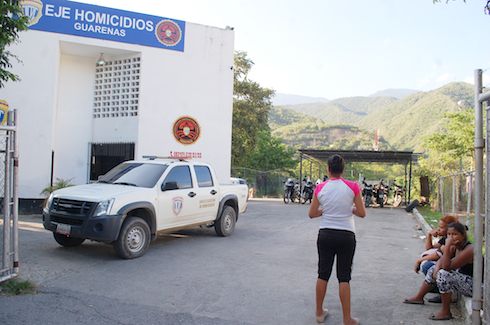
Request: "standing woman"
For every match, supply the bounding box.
[309,155,366,324]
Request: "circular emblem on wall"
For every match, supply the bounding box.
[155,19,182,47]
[20,0,43,26]
[173,116,200,145]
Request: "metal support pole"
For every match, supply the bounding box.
[466,173,473,228]
[2,131,10,272]
[50,150,54,188]
[299,154,303,196]
[473,69,484,325]
[11,110,18,274]
[452,175,457,214]
[439,177,445,216]
[309,160,312,180]
[408,160,412,203]
[404,163,408,205]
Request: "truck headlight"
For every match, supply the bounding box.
[43,193,54,213]
[93,199,114,217]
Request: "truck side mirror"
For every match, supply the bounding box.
[162,181,179,191]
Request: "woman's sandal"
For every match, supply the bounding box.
[429,313,453,321]
[403,298,425,305]
[316,309,329,323]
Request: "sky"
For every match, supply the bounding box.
[74,0,490,99]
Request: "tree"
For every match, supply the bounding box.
[232,51,274,167]
[418,109,474,177]
[231,51,297,172]
[245,130,296,171]
[0,0,28,88]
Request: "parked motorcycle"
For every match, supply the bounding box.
[283,178,300,204]
[301,179,315,204]
[374,179,385,208]
[382,180,389,206]
[362,178,373,208]
[392,181,405,207]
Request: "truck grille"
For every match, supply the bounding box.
[51,198,96,217]
[50,215,84,226]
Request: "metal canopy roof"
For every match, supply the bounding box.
[298,149,418,164]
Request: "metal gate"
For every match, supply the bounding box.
[0,110,18,283]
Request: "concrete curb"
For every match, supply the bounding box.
[412,208,472,323]
[412,208,432,235]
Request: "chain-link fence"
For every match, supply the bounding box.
[0,111,18,283]
[231,167,292,198]
[437,171,476,230]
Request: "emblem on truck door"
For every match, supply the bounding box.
[172,197,184,215]
[173,116,200,145]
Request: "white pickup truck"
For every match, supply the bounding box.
[42,158,248,259]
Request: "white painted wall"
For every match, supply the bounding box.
[54,54,95,185]
[0,21,234,198]
[0,32,60,198]
[137,24,234,183]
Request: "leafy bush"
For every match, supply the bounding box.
[41,178,73,196]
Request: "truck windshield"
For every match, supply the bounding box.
[98,163,168,188]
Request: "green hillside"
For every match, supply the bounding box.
[276,96,398,125]
[270,108,392,150]
[359,82,473,151]
[270,82,473,152]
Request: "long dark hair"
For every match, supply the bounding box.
[328,154,345,175]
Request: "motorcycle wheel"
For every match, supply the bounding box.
[364,196,370,207]
[283,191,290,204]
[293,191,300,203]
[393,195,402,207]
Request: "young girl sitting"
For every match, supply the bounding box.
[403,222,474,321]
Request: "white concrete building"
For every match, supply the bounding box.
[0,0,235,206]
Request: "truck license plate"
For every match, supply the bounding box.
[56,223,71,235]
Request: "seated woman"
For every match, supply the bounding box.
[403,222,474,321]
[414,215,458,276]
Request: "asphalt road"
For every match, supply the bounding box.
[0,201,468,324]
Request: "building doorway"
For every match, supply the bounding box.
[90,142,135,181]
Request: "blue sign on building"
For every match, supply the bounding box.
[19,0,186,52]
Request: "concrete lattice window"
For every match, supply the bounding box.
[93,56,140,119]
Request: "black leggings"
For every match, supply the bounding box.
[317,228,356,282]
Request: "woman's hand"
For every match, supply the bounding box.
[414,259,422,273]
[444,238,457,256]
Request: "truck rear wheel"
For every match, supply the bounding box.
[53,233,85,247]
[215,206,236,237]
[114,217,151,259]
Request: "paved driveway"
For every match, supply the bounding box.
[0,201,467,324]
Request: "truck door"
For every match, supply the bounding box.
[157,165,198,228]
[192,165,219,222]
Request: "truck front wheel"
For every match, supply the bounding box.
[114,217,151,259]
[53,233,85,247]
[215,206,236,237]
